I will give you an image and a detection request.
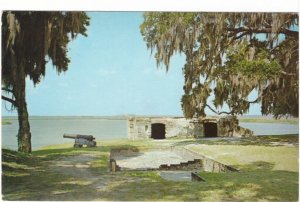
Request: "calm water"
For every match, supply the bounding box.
[2,117,299,151]
[2,117,127,150]
[240,122,299,136]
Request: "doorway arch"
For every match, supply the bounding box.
[151,123,166,139]
[204,122,218,137]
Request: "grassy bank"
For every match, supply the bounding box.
[239,117,298,125]
[2,136,299,201]
[1,119,12,125]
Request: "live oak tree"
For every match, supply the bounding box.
[140,13,298,119]
[2,11,89,152]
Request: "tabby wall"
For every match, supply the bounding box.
[127,116,253,140]
[127,117,201,140]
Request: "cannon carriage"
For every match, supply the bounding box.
[63,134,96,148]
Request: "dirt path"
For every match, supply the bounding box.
[43,152,145,200]
[49,153,99,178]
[47,153,114,193]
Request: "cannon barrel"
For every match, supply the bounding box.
[63,134,95,141]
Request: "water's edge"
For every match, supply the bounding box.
[2,116,298,151]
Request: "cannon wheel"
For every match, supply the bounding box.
[87,142,96,147]
[74,144,82,148]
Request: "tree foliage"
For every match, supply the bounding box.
[2,11,89,88]
[140,12,298,118]
[2,11,89,152]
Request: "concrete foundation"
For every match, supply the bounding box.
[109,147,239,173]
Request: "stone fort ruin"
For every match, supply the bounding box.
[127,116,253,140]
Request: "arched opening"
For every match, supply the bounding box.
[151,123,166,139]
[204,122,218,137]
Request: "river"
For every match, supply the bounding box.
[2,116,298,151]
[2,117,127,150]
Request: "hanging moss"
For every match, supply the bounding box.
[141,12,298,118]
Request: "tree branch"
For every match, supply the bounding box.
[281,28,299,38]
[247,98,259,104]
[280,70,297,76]
[233,31,249,40]
[205,104,233,115]
[2,95,16,105]
[2,87,14,94]
[227,27,298,38]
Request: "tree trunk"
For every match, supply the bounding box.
[17,96,32,153]
[14,66,32,153]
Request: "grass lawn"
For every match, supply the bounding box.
[239,117,298,125]
[2,136,299,201]
[1,119,12,125]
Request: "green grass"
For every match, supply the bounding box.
[172,134,299,147]
[1,120,12,125]
[186,144,298,171]
[239,117,299,124]
[2,136,299,201]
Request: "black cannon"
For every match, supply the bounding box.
[63,134,96,148]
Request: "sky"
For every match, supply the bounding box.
[2,12,261,116]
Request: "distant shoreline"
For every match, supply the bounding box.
[2,115,298,125]
[2,115,298,120]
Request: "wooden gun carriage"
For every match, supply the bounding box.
[63,134,96,148]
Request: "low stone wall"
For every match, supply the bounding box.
[191,172,206,182]
[161,147,239,173]
[234,126,253,137]
[159,159,203,171]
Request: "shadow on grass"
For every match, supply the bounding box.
[2,147,299,201]
[2,146,106,200]
[2,144,140,200]
[94,161,299,201]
